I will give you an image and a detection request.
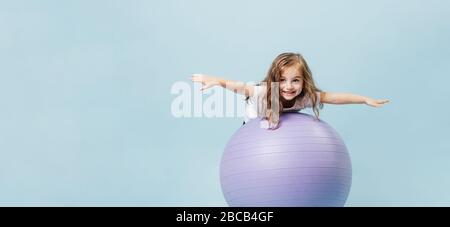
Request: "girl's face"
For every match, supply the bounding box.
[279,65,303,101]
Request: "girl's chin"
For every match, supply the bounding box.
[281,95,296,100]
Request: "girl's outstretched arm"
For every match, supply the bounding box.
[320,92,390,108]
[191,74,254,97]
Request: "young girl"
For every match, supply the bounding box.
[191,52,389,129]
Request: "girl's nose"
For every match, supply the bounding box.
[286,82,293,89]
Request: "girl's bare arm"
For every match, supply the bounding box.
[320,92,390,107]
[191,74,255,97]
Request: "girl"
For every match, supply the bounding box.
[191,52,389,129]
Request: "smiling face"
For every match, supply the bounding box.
[279,64,303,101]
[261,53,322,128]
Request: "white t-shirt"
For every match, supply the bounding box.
[244,85,321,123]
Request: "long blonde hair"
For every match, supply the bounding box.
[261,52,323,128]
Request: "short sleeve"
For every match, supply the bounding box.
[301,91,322,108]
[251,85,265,100]
[244,85,266,122]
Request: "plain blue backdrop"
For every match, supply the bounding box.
[1,0,449,206]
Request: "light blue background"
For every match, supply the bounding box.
[1,0,449,206]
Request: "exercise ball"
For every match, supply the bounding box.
[220,113,352,207]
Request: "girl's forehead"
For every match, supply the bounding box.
[281,66,302,77]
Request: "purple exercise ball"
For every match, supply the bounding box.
[220,113,352,207]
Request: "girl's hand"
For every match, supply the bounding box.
[365,98,390,107]
[190,74,221,91]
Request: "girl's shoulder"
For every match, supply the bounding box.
[295,92,321,108]
[247,84,266,99]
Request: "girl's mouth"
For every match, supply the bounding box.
[282,90,297,96]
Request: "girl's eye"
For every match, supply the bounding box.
[293,79,300,82]
[280,79,285,82]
